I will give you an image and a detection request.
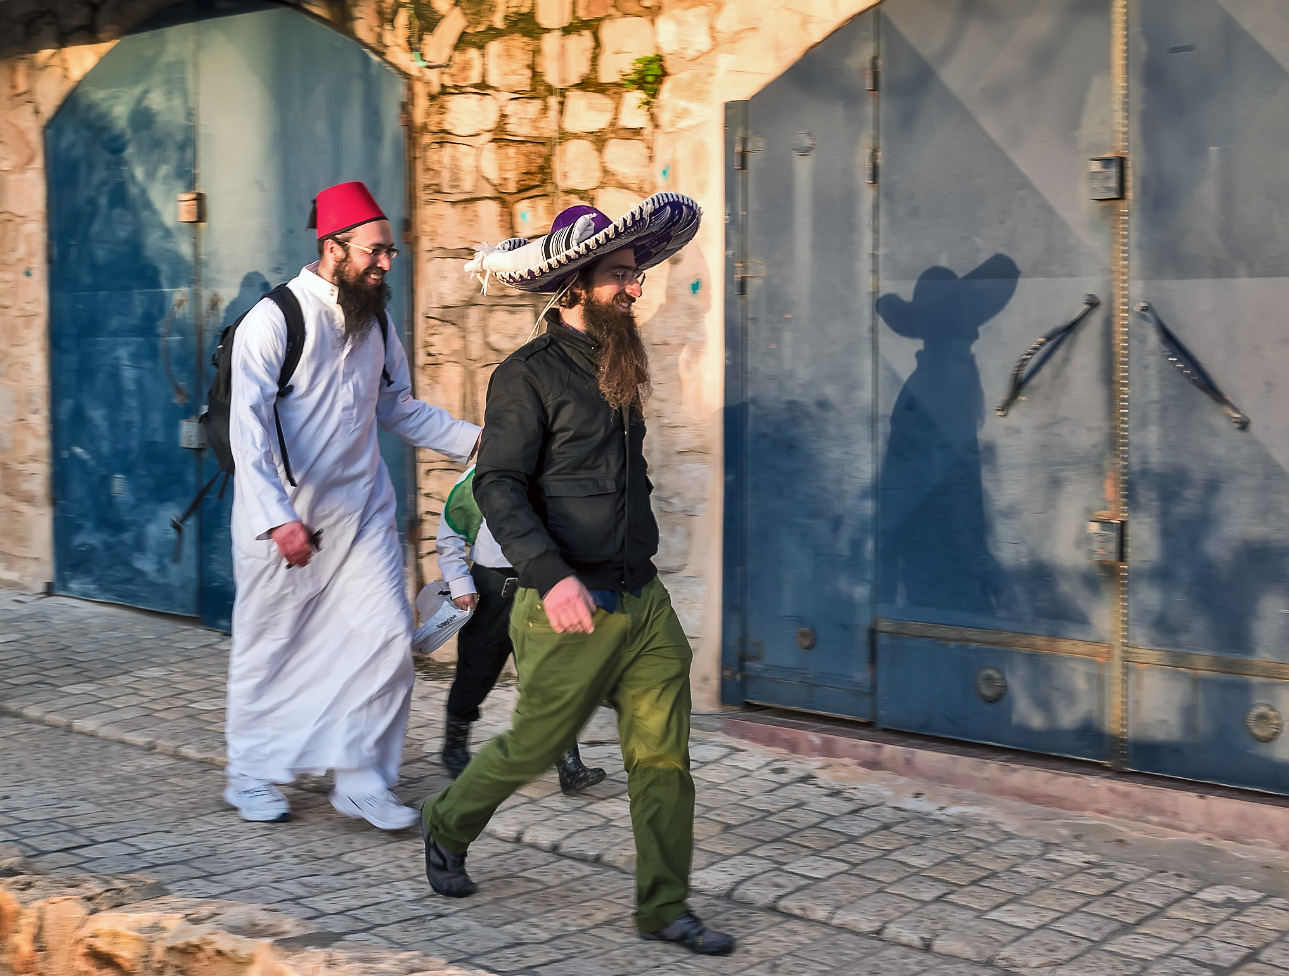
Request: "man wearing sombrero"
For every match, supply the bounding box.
[224,182,478,830]
[419,193,734,956]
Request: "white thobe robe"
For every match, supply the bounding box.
[226,264,478,787]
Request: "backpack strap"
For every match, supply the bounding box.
[377,309,393,388]
[263,284,306,487]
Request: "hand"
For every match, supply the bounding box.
[453,594,478,611]
[271,521,318,567]
[542,576,596,634]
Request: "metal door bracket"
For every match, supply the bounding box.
[735,134,765,170]
[866,55,880,92]
[1088,517,1125,562]
[866,147,878,185]
[1088,156,1125,200]
[734,261,766,280]
[180,417,207,450]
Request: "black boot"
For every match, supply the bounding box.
[441,716,471,779]
[556,743,606,794]
[420,803,477,898]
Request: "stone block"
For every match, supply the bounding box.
[423,141,480,194]
[503,97,556,139]
[656,5,715,60]
[554,138,601,190]
[657,67,714,131]
[662,572,705,639]
[654,511,692,572]
[423,6,467,67]
[597,17,655,84]
[540,29,594,88]
[651,460,707,516]
[509,194,552,236]
[420,198,508,251]
[480,140,549,194]
[576,0,613,18]
[536,0,572,28]
[618,90,649,128]
[467,303,541,355]
[60,42,111,86]
[430,93,500,137]
[601,138,651,188]
[32,61,72,120]
[444,47,483,87]
[714,0,760,39]
[418,360,466,416]
[485,35,535,91]
[422,258,483,309]
[562,90,615,132]
[592,186,641,222]
[0,118,37,172]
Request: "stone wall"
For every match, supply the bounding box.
[0,0,879,707]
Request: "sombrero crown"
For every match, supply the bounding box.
[465,192,702,293]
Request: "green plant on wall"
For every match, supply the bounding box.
[620,54,666,105]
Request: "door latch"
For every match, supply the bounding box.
[177,191,206,223]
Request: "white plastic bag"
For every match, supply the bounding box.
[412,580,473,654]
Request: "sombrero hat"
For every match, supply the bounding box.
[465,192,702,294]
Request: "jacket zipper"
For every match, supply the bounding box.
[621,405,630,590]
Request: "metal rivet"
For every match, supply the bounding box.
[795,627,816,650]
[975,667,1007,703]
[1246,703,1283,743]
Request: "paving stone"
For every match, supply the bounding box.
[1173,936,1254,968]
[994,930,1094,969]
[984,903,1061,930]
[1106,933,1184,959]
[1050,910,1126,941]
[1139,958,1219,975]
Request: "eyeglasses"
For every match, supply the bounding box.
[336,239,400,261]
[603,267,646,287]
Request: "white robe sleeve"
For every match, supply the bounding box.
[435,515,477,601]
[230,301,300,539]
[376,326,480,461]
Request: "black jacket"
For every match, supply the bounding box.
[474,319,658,596]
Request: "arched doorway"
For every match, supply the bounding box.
[47,0,413,630]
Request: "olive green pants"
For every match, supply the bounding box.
[422,576,695,932]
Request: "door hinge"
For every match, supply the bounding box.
[866,55,880,91]
[177,191,205,224]
[735,133,765,171]
[866,147,879,185]
[734,261,765,281]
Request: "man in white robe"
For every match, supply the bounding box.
[225,181,479,829]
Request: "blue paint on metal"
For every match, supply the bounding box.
[194,1,411,631]
[48,13,199,615]
[1126,0,1289,791]
[723,14,877,718]
[49,1,412,633]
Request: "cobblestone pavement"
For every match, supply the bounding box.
[4,591,1289,974]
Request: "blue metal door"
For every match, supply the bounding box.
[1126,0,1289,791]
[49,1,411,630]
[873,0,1115,761]
[48,9,200,615]
[723,13,877,717]
[194,1,411,630]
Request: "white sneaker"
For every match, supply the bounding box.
[328,789,420,831]
[223,783,290,822]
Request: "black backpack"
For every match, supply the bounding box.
[169,284,391,558]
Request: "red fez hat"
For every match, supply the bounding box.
[308,181,387,239]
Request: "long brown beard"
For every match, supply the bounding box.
[582,293,651,413]
[334,253,391,347]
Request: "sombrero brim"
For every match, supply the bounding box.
[490,193,702,293]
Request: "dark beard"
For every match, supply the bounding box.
[334,254,391,347]
[582,293,651,413]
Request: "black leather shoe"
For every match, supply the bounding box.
[420,806,477,898]
[555,743,607,794]
[641,910,734,955]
